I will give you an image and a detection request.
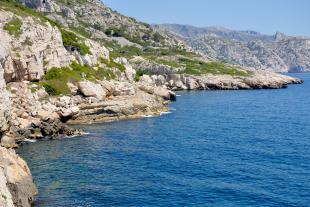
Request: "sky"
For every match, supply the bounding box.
[103,0,310,37]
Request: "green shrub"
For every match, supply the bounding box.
[134,69,153,82]
[105,27,126,37]
[61,29,91,55]
[1,0,60,27]
[110,45,143,59]
[39,62,116,96]
[69,26,91,39]
[100,57,126,72]
[180,58,253,76]
[3,17,22,37]
[153,32,164,43]
[42,81,67,96]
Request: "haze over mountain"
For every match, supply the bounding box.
[154,24,310,72]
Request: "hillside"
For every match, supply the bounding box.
[0,1,303,206]
[154,24,310,72]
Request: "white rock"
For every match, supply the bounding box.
[78,81,106,100]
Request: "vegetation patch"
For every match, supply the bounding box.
[100,57,126,72]
[134,69,153,82]
[105,27,127,38]
[3,17,22,38]
[110,45,143,59]
[38,62,115,96]
[61,29,91,55]
[1,0,57,26]
[69,25,91,39]
[58,0,87,6]
[104,26,158,47]
[179,58,253,76]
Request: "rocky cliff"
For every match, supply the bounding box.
[0,16,36,206]
[0,147,37,207]
[0,1,304,206]
[154,24,310,72]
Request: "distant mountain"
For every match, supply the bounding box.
[153,24,310,72]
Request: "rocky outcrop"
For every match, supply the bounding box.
[130,56,180,75]
[0,11,73,82]
[67,79,174,124]
[5,82,83,144]
[138,71,303,91]
[154,24,310,72]
[0,2,304,207]
[18,0,182,47]
[0,66,10,141]
[78,81,106,100]
[0,9,110,83]
[0,35,36,207]
[0,146,37,207]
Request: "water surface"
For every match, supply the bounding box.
[18,73,310,207]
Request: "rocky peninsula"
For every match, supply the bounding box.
[0,0,304,206]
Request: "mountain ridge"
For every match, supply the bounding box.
[154,24,310,72]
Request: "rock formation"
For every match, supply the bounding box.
[0,1,305,206]
[154,24,310,72]
[0,147,37,207]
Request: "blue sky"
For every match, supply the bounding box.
[103,0,310,37]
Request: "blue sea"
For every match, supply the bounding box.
[18,73,310,207]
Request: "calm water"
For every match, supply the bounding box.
[18,74,310,207]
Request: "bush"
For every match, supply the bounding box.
[41,81,69,96]
[3,17,22,37]
[153,32,164,43]
[40,62,116,96]
[61,29,91,55]
[105,27,126,37]
[180,58,253,76]
[110,45,143,59]
[100,57,126,72]
[69,26,91,39]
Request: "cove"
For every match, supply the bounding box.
[18,73,310,207]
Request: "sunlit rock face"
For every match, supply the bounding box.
[154,24,310,72]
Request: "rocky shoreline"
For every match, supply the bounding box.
[0,66,303,207]
[0,0,305,206]
[1,70,303,147]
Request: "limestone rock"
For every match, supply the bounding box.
[0,11,74,82]
[155,24,310,72]
[78,81,106,100]
[0,146,37,207]
[112,81,135,96]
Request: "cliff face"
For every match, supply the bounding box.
[0,9,109,83]
[0,0,303,145]
[154,24,310,72]
[0,147,37,207]
[0,1,304,205]
[0,30,36,207]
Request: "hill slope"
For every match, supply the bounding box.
[154,24,310,72]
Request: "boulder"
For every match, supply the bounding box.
[113,82,136,96]
[0,135,17,148]
[37,110,54,121]
[78,81,106,100]
[60,106,80,120]
[139,75,154,85]
[0,146,37,207]
[67,83,78,95]
[154,87,176,101]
